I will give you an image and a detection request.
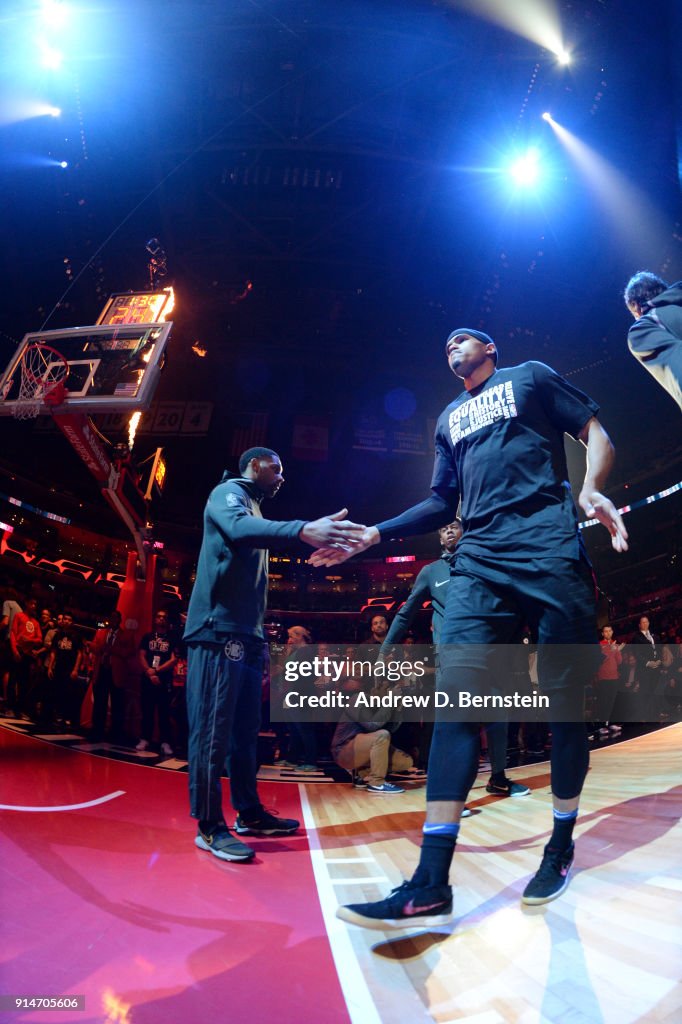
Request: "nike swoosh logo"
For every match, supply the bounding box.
[434,580,449,587]
[403,899,447,916]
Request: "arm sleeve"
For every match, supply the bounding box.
[532,361,599,439]
[375,433,460,541]
[627,314,682,410]
[628,312,681,360]
[383,568,432,647]
[208,484,308,549]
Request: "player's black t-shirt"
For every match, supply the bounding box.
[430,361,598,560]
[377,361,599,561]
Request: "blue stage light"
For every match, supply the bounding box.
[509,149,540,188]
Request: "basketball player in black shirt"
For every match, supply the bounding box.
[312,328,628,929]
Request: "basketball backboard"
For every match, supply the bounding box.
[0,321,172,417]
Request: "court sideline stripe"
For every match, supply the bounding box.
[0,790,126,812]
[298,785,383,1024]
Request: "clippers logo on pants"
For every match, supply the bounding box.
[225,639,245,662]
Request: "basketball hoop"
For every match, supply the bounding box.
[11,343,69,420]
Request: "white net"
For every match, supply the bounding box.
[12,344,68,420]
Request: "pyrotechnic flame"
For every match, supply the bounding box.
[102,988,131,1024]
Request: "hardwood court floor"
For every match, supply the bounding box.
[305,725,682,1024]
[1,724,679,1023]
[0,726,350,1024]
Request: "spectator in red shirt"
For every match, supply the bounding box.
[595,624,624,735]
[8,597,42,718]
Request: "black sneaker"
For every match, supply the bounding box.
[352,772,368,788]
[195,822,255,862]
[336,880,453,931]
[486,776,531,798]
[234,808,300,836]
[522,842,574,905]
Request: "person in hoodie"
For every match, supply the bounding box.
[624,271,682,411]
[184,446,365,864]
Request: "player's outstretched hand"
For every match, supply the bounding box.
[300,509,367,549]
[308,545,356,567]
[308,526,380,566]
[579,490,629,553]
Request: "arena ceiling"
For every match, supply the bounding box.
[0,0,680,570]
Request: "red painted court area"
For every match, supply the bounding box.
[0,728,350,1024]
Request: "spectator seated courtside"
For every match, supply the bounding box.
[331,678,413,795]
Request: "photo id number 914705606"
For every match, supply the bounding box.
[0,996,85,1011]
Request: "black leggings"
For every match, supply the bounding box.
[426,717,588,803]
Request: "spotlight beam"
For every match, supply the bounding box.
[447,0,567,60]
[544,116,672,264]
[0,99,62,126]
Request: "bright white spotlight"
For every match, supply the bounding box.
[541,112,552,122]
[509,149,540,187]
[59,160,68,168]
[543,114,671,264]
[40,1,68,30]
[39,43,64,70]
[557,49,572,65]
[47,106,61,118]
